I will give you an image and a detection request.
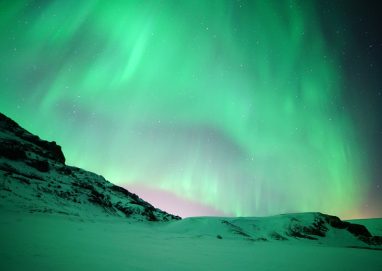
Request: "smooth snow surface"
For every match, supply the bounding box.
[1,212,381,271]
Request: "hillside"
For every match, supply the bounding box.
[0,112,179,221]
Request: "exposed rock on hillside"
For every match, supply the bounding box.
[0,112,180,222]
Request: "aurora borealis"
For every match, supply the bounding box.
[0,1,381,219]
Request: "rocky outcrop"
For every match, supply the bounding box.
[283,213,382,245]
[0,113,65,163]
[0,112,180,222]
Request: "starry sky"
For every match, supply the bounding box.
[0,0,381,219]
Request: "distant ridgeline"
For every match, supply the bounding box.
[0,112,180,221]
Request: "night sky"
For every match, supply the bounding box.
[0,0,381,219]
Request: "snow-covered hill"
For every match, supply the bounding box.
[0,112,180,221]
[163,213,382,248]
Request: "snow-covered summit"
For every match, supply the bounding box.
[0,112,180,221]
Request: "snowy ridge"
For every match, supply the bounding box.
[164,213,382,248]
[0,112,180,221]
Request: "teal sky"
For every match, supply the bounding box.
[0,0,378,218]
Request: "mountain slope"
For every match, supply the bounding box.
[0,112,180,221]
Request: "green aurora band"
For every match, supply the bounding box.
[0,0,368,218]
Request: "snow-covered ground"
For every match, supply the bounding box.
[1,211,382,271]
[1,112,382,270]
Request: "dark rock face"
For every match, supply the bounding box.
[26,160,50,172]
[287,226,319,240]
[302,216,329,237]
[324,214,350,229]
[366,236,382,246]
[0,113,20,131]
[324,214,372,238]
[0,140,27,160]
[347,223,372,238]
[285,215,329,240]
[321,213,382,245]
[0,113,65,164]
[277,213,382,246]
[27,137,65,164]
